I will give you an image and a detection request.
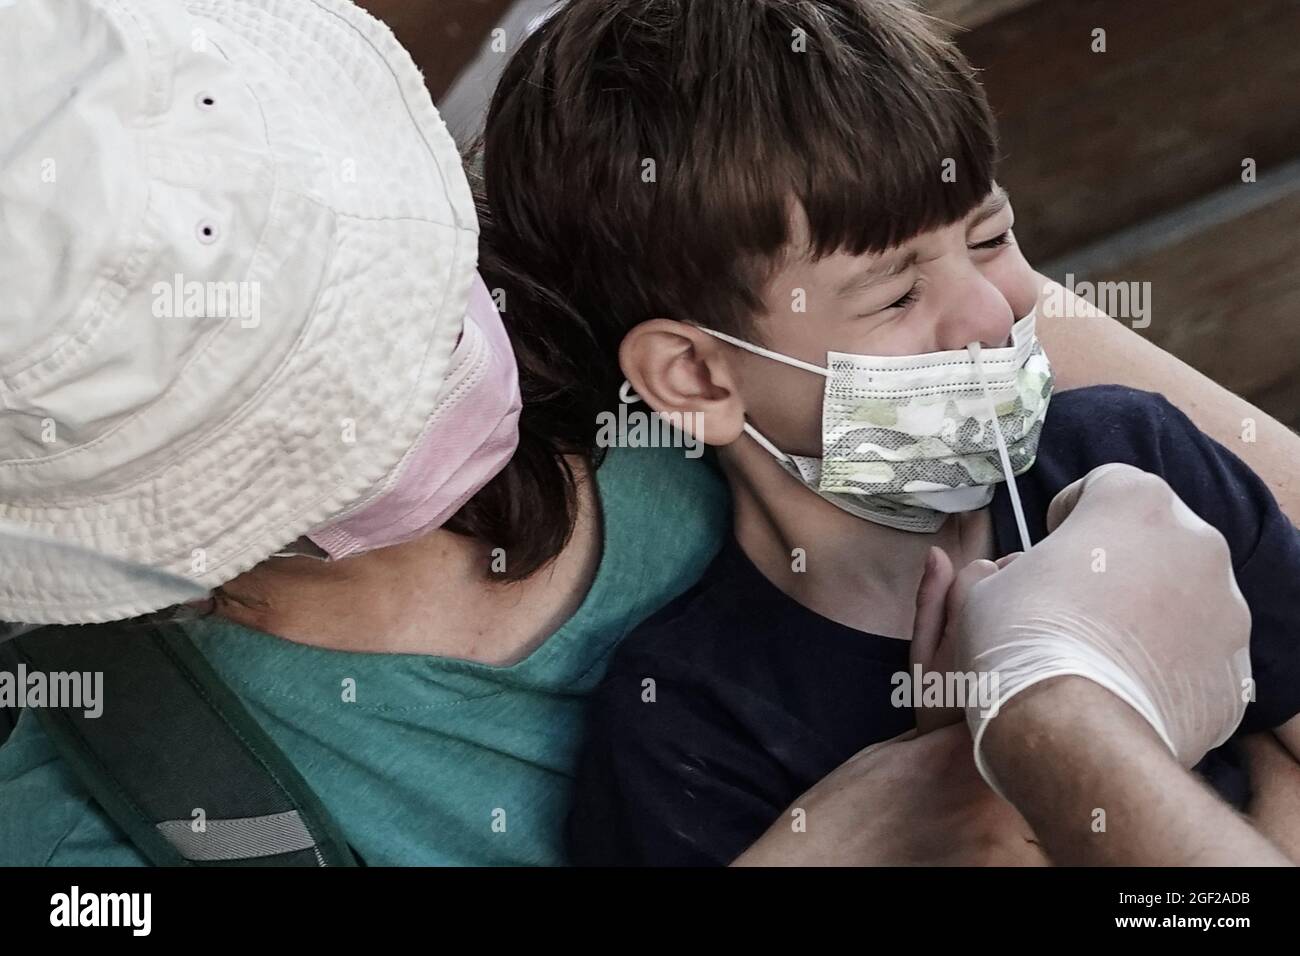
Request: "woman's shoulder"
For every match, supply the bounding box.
[595,444,729,510]
[0,711,149,866]
[592,445,730,582]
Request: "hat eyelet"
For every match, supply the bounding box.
[195,91,217,110]
[195,220,220,244]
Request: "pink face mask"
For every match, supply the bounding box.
[291,273,521,561]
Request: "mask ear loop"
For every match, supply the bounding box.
[621,328,833,468]
[697,327,833,377]
[619,378,794,465]
[692,327,834,464]
[969,343,1033,552]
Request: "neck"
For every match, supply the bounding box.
[719,436,995,639]
[210,457,603,664]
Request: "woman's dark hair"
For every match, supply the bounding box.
[446,0,1000,578]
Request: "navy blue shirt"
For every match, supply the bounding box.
[566,386,1300,866]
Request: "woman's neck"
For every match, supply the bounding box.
[211,457,603,665]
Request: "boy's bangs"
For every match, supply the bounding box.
[790,84,999,262]
[724,6,1000,267]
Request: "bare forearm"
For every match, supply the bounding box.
[1035,274,1300,525]
[983,677,1291,866]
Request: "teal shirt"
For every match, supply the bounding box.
[0,446,728,866]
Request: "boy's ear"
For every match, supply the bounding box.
[619,319,746,446]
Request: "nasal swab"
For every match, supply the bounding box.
[969,342,1033,553]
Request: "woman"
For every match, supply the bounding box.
[1,0,1296,866]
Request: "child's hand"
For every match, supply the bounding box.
[1241,731,1300,863]
[910,546,1021,735]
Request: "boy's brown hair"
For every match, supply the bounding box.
[451,0,1001,576]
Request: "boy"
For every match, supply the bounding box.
[475,0,1300,864]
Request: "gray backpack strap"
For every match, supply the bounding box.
[0,619,359,866]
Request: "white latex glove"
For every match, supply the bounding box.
[919,463,1253,796]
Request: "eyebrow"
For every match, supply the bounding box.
[969,184,1011,230]
[833,186,1012,299]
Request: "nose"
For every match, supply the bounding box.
[934,281,1015,352]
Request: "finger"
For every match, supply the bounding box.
[911,546,955,672]
[912,549,961,737]
[995,551,1022,570]
[917,705,965,736]
[945,558,1000,623]
[845,726,922,767]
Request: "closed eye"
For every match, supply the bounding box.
[855,282,920,321]
[971,230,1012,251]
[887,286,920,309]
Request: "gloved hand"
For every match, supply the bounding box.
[912,462,1253,796]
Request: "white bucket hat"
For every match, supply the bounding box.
[0,0,480,624]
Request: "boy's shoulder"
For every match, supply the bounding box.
[605,538,775,678]
[604,530,912,705]
[1027,384,1213,497]
[1039,383,1192,451]
[1012,384,1279,572]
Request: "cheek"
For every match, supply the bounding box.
[852,317,932,357]
[737,359,828,457]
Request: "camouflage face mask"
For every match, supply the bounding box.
[701,309,1053,535]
